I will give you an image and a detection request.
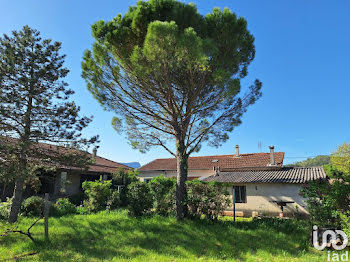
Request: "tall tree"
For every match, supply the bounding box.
[82,0,261,219]
[0,26,97,222]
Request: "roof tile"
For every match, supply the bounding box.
[139,152,284,171]
[0,136,130,174]
[203,167,327,184]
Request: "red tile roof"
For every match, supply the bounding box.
[0,136,130,174]
[139,152,285,171]
[86,155,131,173]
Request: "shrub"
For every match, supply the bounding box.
[339,211,350,237]
[149,176,176,216]
[82,179,113,212]
[76,205,90,215]
[51,198,77,216]
[21,196,44,217]
[300,165,350,227]
[186,180,231,221]
[111,169,138,206]
[107,190,121,211]
[0,197,12,220]
[127,181,153,216]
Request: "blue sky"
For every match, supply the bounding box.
[1,0,350,165]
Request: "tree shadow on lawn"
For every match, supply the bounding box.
[29,214,315,261]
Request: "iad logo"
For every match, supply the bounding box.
[313,225,348,251]
[328,251,349,262]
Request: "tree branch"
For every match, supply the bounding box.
[1,216,42,243]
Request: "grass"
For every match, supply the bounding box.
[0,210,327,261]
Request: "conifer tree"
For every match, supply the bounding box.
[82,0,261,219]
[0,26,97,222]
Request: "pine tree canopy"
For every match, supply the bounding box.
[82,0,262,156]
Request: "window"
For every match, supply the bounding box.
[144,178,152,183]
[234,186,246,203]
[60,172,67,193]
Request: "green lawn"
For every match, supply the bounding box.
[0,210,327,261]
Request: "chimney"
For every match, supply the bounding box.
[213,166,220,176]
[235,145,240,157]
[92,147,97,158]
[269,146,275,166]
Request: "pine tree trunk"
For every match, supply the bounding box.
[8,79,33,223]
[8,153,27,223]
[8,176,25,223]
[176,139,188,220]
[8,146,29,223]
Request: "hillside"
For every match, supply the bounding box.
[286,155,330,167]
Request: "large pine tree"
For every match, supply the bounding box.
[0,26,97,222]
[82,0,261,219]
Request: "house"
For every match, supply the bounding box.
[203,166,326,217]
[138,145,327,217]
[138,145,285,182]
[0,137,131,199]
[46,148,131,198]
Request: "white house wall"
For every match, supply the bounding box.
[226,183,308,217]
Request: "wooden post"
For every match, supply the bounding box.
[44,193,49,240]
[279,205,284,218]
[232,186,236,222]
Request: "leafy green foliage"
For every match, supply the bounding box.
[147,177,231,220]
[339,211,350,237]
[186,180,231,221]
[82,179,113,212]
[127,181,154,216]
[286,155,330,167]
[300,165,350,228]
[106,190,121,211]
[0,197,12,220]
[76,205,90,215]
[0,166,16,192]
[51,198,77,217]
[148,176,176,216]
[111,169,138,206]
[331,142,350,174]
[20,196,44,217]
